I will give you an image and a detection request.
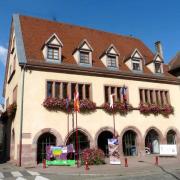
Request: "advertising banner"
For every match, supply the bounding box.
[159,144,177,156]
[108,138,121,165]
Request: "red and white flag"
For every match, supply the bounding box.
[74,91,80,112]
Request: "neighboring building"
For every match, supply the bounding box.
[169,52,180,77]
[3,14,180,167]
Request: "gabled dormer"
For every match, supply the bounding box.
[42,33,63,63]
[100,44,119,70]
[73,39,93,67]
[125,49,143,73]
[146,53,164,74]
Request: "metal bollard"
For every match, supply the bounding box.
[43,159,46,169]
[125,157,128,167]
[85,161,90,170]
[155,156,159,166]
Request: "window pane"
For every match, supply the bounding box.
[71,83,76,100]
[107,56,116,67]
[155,62,161,73]
[133,62,140,71]
[55,82,60,98]
[47,47,59,60]
[85,85,90,99]
[78,84,83,100]
[63,83,68,98]
[80,51,89,64]
[104,86,109,103]
[47,81,53,97]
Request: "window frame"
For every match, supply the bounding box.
[107,54,117,68]
[132,58,141,71]
[79,50,90,64]
[47,46,60,61]
[154,62,162,74]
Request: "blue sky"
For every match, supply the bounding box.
[0,0,179,104]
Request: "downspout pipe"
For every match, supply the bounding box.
[19,64,26,166]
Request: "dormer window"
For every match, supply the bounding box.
[155,62,161,73]
[132,58,141,71]
[47,46,59,60]
[100,44,119,70]
[107,55,117,68]
[73,39,93,67]
[79,51,90,64]
[42,33,63,63]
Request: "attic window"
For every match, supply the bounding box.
[47,46,59,60]
[132,58,141,71]
[155,62,161,73]
[80,51,90,64]
[107,55,117,68]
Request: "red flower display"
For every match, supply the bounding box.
[81,148,105,165]
[139,103,174,117]
[43,98,96,113]
[102,102,133,115]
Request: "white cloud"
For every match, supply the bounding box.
[0,46,8,65]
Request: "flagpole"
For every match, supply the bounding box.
[75,111,79,167]
[113,113,115,137]
[67,113,69,144]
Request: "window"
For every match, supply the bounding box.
[13,86,18,103]
[107,55,117,68]
[47,81,53,97]
[46,81,91,100]
[155,62,161,73]
[6,98,9,108]
[104,85,128,103]
[13,55,16,71]
[80,51,90,64]
[47,47,59,60]
[139,88,170,105]
[132,59,141,71]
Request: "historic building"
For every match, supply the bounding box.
[3,14,180,167]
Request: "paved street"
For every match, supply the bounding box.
[1,156,180,179]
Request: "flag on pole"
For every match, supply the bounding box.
[74,91,80,112]
[121,86,127,109]
[110,94,115,108]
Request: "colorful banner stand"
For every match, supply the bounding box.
[108,138,121,165]
[46,160,76,166]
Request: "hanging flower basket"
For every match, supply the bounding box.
[139,103,174,117]
[79,99,96,113]
[43,98,96,113]
[161,104,174,117]
[2,103,17,120]
[102,102,133,115]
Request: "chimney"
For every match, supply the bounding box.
[155,41,163,59]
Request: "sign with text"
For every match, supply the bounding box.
[159,144,177,156]
[108,138,121,165]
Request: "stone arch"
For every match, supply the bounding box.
[33,128,63,145]
[165,127,180,144]
[64,126,94,148]
[94,126,119,147]
[119,126,143,156]
[144,126,164,144]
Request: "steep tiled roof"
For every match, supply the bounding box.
[18,15,175,78]
[169,52,180,71]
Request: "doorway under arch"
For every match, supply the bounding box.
[66,130,90,153]
[167,130,176,144]
[122,130,137,156]
[37,132,56,163]
[145,129,159,154]
[97,131,113,156]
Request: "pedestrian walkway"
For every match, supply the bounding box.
[0,170,50,179]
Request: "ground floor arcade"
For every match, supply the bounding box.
[11,126,180,167]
